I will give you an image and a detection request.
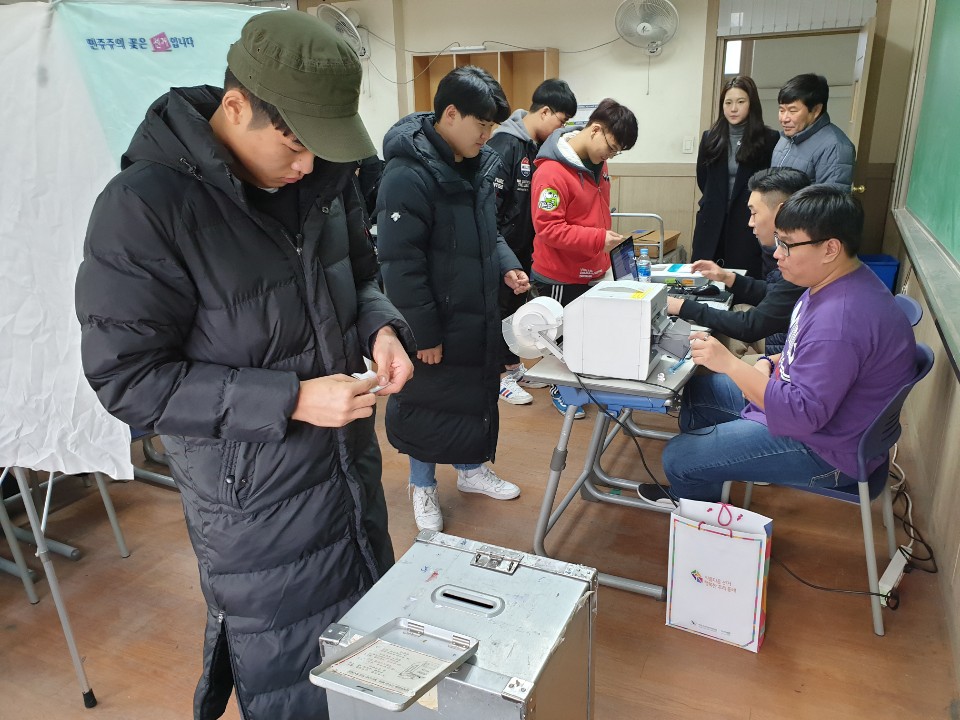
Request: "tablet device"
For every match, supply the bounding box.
[609,237,639,281]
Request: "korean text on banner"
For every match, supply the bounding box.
[58,0,271,161]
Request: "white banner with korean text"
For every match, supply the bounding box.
[0,1,271,479]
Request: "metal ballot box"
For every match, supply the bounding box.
[312,531,597,719]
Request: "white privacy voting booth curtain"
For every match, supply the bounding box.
[0,2,132,478]
[0,1,267,479]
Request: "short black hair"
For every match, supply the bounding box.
[775,185,863,257]
[433,66,510,124]
[588,98,638,152]
[778,73,829,113]
[748,167,812,202]
[224,68,293,135]
[530,78,577,118]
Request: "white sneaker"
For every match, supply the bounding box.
[410,485,443,531]
[457,465,521,500]
[512,363,549,389]
[499,375,533,405]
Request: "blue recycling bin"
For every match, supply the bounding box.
[859,254,899,292]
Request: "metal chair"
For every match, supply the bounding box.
[130,428,176,489]
[721,342,935,635]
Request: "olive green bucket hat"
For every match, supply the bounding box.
[227,10,375,162]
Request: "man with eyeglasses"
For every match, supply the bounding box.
[529,97,638,417]
[488,79,578,406]
[650,186,916,504]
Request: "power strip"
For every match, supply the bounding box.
[879,548,910,607]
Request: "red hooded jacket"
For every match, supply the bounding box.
[530,128,612,284]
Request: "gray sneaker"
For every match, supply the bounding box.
[410,485,443,531]
[457,465,520,500]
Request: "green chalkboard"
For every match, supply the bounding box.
[906,0,960,258]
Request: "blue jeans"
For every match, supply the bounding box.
[661,374,854,502]
[409,458,480,488]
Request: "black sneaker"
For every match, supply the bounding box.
[637,483,676,508]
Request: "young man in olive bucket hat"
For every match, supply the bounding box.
[76,11,415,719]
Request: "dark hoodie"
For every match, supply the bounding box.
[376,112,521,464]
[75,86,414,720]
[488,109,538,271]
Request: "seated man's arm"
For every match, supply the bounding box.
[728,273,768,306]
[675,279,803,342]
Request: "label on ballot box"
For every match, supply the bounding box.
[666,500,772,653]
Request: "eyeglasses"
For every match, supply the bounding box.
[547,108,570,125]
[601,128,623,157]
[773,232,825,257]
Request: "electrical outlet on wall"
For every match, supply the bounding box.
[682,137,694,154]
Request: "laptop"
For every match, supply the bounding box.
[609,236,639,281]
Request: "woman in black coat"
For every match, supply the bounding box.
[691,75,779,279]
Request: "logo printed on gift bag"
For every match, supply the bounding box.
[667,499,772,652]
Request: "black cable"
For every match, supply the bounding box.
[569,371,679,507]
[366,42,464,86]
[772,555,899,608]
[482,38,622,54]
[365,30,621,56]
[890,479,939,573]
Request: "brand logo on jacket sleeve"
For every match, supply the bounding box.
[520,157,532,178]
[537,188,560,212]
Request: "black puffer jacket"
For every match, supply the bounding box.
[377,113,520,464]
[488,109,538,273]
[75,86,414,720]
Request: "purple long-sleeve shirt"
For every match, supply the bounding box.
[742,265,916,477]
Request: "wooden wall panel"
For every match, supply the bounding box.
[612,174,698,256]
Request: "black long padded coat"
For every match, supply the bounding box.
[691,127,779,279]
[75,86,414,720]
[376,113,521,465]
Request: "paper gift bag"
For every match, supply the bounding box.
[666,499,773,652]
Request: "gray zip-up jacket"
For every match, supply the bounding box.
[771,112,855,189]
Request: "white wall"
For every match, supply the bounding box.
[749,33,860,137]
[339,0,709,164]
[313,0,401,158]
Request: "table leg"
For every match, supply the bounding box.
[11,467,97,709]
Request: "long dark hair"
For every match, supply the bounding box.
[700,76,768,167]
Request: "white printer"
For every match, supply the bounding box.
[562,280,673,381]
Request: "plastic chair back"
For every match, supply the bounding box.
[894,293,922,327]
[856,343,934,484]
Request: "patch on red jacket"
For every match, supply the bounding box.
[537,187,560,211]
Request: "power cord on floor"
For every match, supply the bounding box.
[888,444,938,573]
[768,443,937,606]
[570,371,679,507]
[771,554,900,609]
